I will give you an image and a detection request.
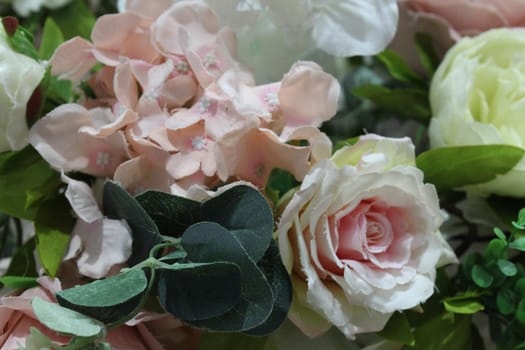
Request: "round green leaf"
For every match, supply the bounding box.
[515,277,525,298]
[471,264,493,288]
[158,261,242,321]
[32,297,104,337]
[497,259,517,277]
[200,185,274,262]
[496,288,516,315]
[485,239,506,261]
[517,300,525,326]
[181,222,274,332]
[56,268,148,324]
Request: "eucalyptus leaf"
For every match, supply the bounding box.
[484,239,506,261]
[200,185,274,262]
[243,242,292,336]
[497,259,517,277]
[136,190,200,237]
[181,222,274,332]
[56,268,148,324]
[103,181,161,266]
[158,261,242,321]
[416,145,525,192]
[32,297,104,337]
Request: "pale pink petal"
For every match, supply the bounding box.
[216,127,310,187]
[29,104,130,177]
[61,173,103,224]
[114,156,172,195]
[121,0,174,21]
[79,107,138,137]
[50,37,97,82]
[69,218,132,279]
[279,61,340,128]
[280,126,333,164]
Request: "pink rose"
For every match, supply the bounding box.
[391,0,525,71]
[277,134,457,339]
[0,277,176,350]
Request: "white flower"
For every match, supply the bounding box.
[277,134,457,339]
[0,23,45,152]
[118,0,399,82]
[429,28,525,197]
[11,0,72,17]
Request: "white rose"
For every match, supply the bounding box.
[277,134,457,339]
[11,0,72,17]
[429,28,525,197]
[0,22,45,152]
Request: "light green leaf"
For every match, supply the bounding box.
[497,259,517,277]
[416,145,525,192]
[35,196,74,277]
[509,237,525,252]
[32,297,104,337]
[443,295,484,314]
[0,276,38,289]
[493,227,507,242]
[56,268,148,324]
[471,265,493,288]
[377,50,424,86]
[39,17,64,60]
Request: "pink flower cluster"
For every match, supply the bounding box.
[29,0,339,193]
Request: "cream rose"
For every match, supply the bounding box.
[0,22,45,152]
[429,28,525,197]
[277,134,456,339]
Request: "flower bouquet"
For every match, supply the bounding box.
[0,0,524,349]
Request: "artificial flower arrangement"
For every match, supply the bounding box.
[1,0,525,349]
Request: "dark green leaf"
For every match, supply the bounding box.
[135,190,200,237]
[56,268,148,324]
[351,84,430,122]
[158,261,242,321]
[181,222,274,332]
[409,313,472,350]
[378,312,415,345]
[32,297,104,337]
[515,277,525,298]
[484,239,506,261]
[51,0,95,39]
[0,147,61,220]
[377,50,424,85]
[39,17,64,60]
[200,185,274,262]
[243,241,292,336]
[497,259,517,277]
[199,332,268,350]
[517,300,525,326]
[5,237,37,278]
[509,237,525,252]
[496,288,516,315]
[103,181,162,266]
[416,145,525,192]
[0,276,38,289]
[34,196,74,277]
[471,265,493,288]
[414,32,440,77]
[443,295,484,315]
[158,249,187,263]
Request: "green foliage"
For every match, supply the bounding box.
[416,145,525,192]
[0,147,62,220]
[56,268,149,324]
[351,85,430,122]
[378,312,415,346]
[0,275,38,289]
[376,50,425,87]
[34,196,74,277]
[50,0,95,39]
[39,17,64,60]
[414,32,440,77]
[46,182,291,337]
[199,332,268,350]
[443,293,485,314]
[33,297,105,338]
[5,20,39,59]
